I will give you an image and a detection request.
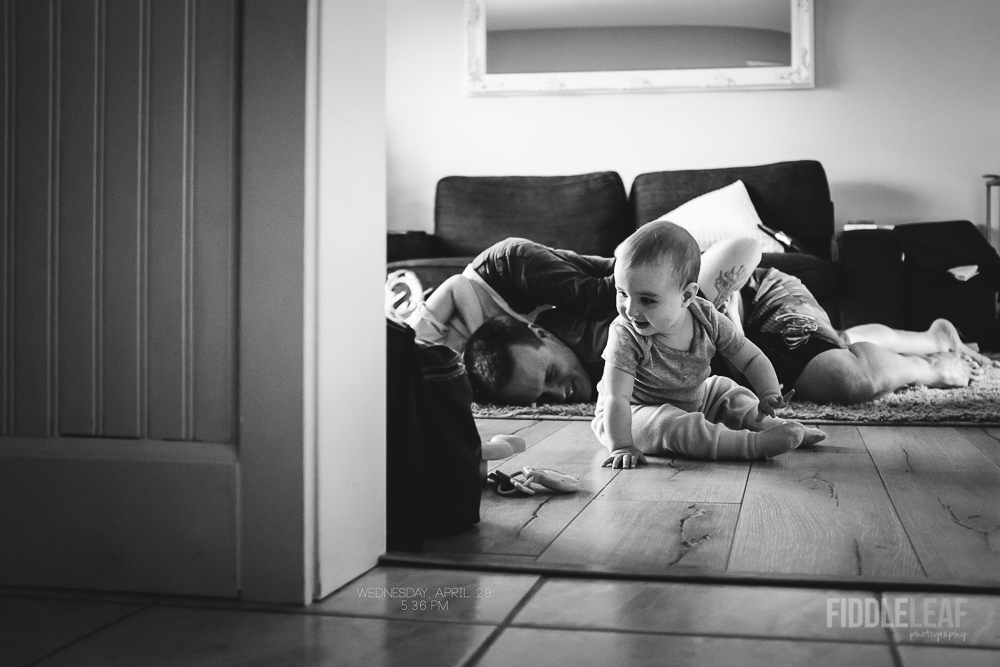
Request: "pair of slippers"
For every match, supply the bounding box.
[488,467,579,496]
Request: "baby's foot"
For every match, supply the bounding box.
[754,422,805,459]
[801,426,827,446]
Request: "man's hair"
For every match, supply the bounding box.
[614,220,701,287]
[463,314,541,400]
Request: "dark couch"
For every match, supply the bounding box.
[388,160,1000,341]
[629,161,842,324]
[387,171,633,297]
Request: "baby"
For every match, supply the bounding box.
[592,221,825,468]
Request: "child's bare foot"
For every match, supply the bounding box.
[802,426,827,446]
[928,319,999,369]
[925,352,973,388]
[754,422,805,458]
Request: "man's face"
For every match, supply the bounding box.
[491,327,593,405]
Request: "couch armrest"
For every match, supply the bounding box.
[387,231,444,263]
[832,229,903,329]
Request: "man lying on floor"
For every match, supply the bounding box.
[405,237,995,411]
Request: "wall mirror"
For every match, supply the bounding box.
[465,0,815,95]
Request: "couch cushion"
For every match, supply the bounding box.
[630,160,835,260]
[435,172,632,258]
[654,180,784,253]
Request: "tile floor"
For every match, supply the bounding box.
[3,565,999,666]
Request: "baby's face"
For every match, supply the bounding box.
[613,261,692,337]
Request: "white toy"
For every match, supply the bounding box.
[479,434,527,482]
[481,434,527,460]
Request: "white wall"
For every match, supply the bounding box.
[387,0,1000,233]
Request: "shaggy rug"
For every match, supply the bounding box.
[472,364,1000,425]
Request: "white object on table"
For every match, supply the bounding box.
[947,265,979,281]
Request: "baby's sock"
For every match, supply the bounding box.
[801,426,826,446]
[752,422,805,458]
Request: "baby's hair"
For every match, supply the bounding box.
[614,220,701,287]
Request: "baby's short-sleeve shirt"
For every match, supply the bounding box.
[603,297,746,408]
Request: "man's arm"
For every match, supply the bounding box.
[470,239,617,318]
[405,274,484,345]
[698,238,761,311]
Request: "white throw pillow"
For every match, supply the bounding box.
[654,180,784,253]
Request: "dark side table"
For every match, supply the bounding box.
[896,220,1000,349]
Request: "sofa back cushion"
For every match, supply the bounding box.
[630,160,835,260]
[435,172,632,257]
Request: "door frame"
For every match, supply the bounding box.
[239,0,387,603]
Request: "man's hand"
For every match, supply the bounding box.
[757,389,794,421]
[602,446,648,469]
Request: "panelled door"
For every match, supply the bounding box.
[0,0,311,600]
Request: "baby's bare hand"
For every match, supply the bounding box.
[602,447,648,469]
[756,389,794,421]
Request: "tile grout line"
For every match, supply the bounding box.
[460,576,548,667]
[377,551,1000,595]
[880,585,906,667]
[150,598,507,625]
[885,621,905,667]
[143,596,1000,652]
[20,597,163,667]
[485,620,896,647]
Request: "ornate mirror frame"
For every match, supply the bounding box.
[465,0,815,95]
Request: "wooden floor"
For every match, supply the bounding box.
[415,419,1000,590]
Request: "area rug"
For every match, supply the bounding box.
[472,365,1000,425]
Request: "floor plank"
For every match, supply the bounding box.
[423,422,617,557]
[959,427,1000,468]
[537,500,739,572]
[480,420,573,473]
[475,419,539,442]
[805,424,868,453]
[598,457,749,504]
[728,451,923,578]
[861,426,1000,584]
[420,420,998,588]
